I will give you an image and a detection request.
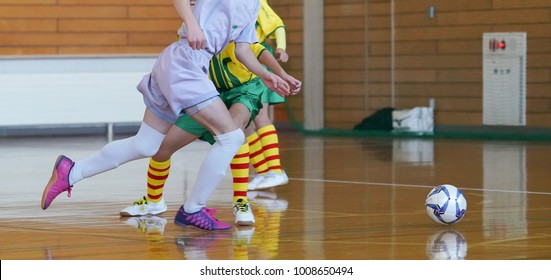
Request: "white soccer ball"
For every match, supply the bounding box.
[425,184,467,225]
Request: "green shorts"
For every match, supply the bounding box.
[175,78,265,144]
[259,82,285,105]
[260,42,286,105]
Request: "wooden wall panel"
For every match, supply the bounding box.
[0,0,174,55]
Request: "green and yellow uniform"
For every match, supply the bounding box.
[255,0,286,104]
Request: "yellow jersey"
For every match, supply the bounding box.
[208,43,267,91]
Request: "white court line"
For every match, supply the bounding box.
[290,177,551,196]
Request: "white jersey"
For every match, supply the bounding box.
[138,0,262,123]
[178,0,260,55]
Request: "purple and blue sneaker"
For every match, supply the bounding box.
[174,205,232,231]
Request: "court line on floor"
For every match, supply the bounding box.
[290,178,551,196]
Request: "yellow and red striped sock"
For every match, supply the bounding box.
[146,158,170,203]
[247,132,269,175]
[257,124,282,174]
[230,143,249,204]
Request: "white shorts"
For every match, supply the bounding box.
[137,39,219,123]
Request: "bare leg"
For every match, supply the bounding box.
[153,125,200,162]
[229,103,252,131]
[252,103,272,129]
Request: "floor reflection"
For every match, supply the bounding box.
[426,230,468,260]
[392,139,434,166]
[175,231,231,260]
[483,143,527,240]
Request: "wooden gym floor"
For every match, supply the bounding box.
[0,130,550,260]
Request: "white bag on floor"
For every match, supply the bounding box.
[392,107,434,133]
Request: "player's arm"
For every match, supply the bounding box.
[235,42,290,97]
[258,48,301,95]
[274,27,289,63]
[173,0,206,49]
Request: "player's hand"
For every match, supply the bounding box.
[280,73,301,95]
[262,72,290,97]
[186,24,207,50]
[275,48,289,63]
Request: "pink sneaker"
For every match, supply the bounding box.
[41,155,75,210]
[174,206,232,231]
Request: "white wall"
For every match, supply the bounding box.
[0,55,156,127]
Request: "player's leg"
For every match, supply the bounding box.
[41,109,171,210]
[255,123,289,189]
[228,103,256,225]
[245,124,270,189]
[174,97,244,230]
[120,123,200,217]
[249,104,288,190]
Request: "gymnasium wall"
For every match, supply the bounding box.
[0,0,178,55]
[271,0,551,129]
[1,0,550,130]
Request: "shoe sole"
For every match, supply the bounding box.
[174,218,232,231]
[247,183,261,191]
[119,207,167,217]
[174,219,231,231]
[41,155,64,210]
[254,180,288,190]
[236,219,255,226]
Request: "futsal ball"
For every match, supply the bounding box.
[425,184,467,225]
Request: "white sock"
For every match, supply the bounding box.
[69,122,165,185]
[184,128,244,213]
